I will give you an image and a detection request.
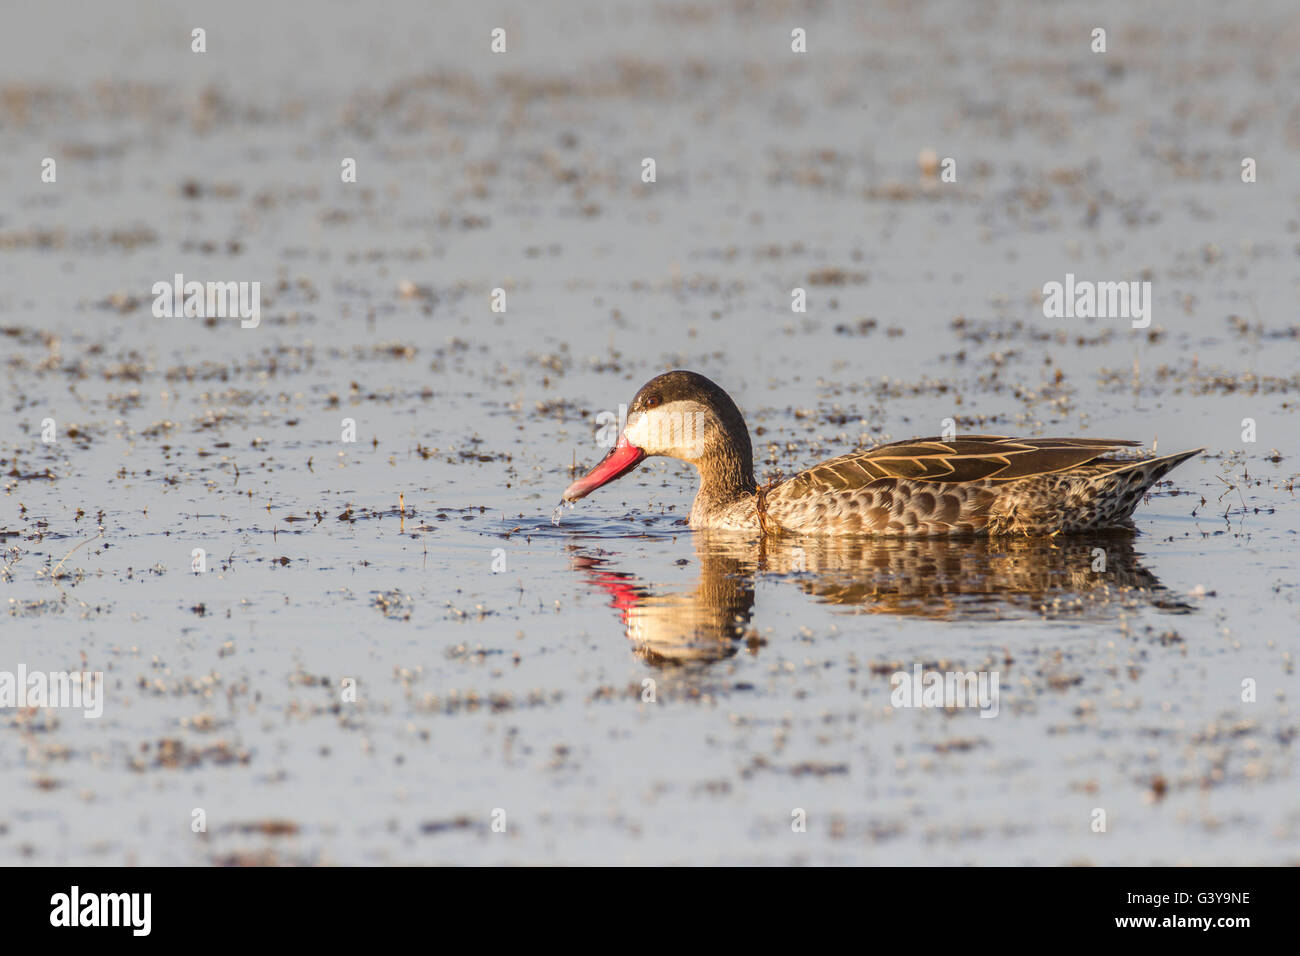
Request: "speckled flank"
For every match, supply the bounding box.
[693,448,1203,536]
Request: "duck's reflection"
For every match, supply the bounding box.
[571,533,1192,666]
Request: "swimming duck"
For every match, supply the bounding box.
[561,370,1202,536]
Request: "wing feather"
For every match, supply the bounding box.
[789,435,1142,491]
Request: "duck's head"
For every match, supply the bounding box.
[562,370,753,502]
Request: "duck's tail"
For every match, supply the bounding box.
[1087,447,1203,525]
[1094,447,1204,487]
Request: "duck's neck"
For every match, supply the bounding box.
[691,440,757,517]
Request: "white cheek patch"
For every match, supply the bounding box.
[625,400,710,459]
[622,412,651,449]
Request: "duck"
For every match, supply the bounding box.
[561,370,1203,536]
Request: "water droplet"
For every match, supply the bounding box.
[551,501,572,526]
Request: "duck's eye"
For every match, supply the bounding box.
[644,395,661,409]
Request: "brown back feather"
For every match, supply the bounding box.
[787,435,1143,493]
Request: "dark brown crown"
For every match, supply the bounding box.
[630,370,741,420]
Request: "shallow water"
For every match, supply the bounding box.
[2,0,1298,864]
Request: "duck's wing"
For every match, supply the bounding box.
[786,435,1141,490]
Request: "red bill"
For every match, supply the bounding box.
[562,435,646,502]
